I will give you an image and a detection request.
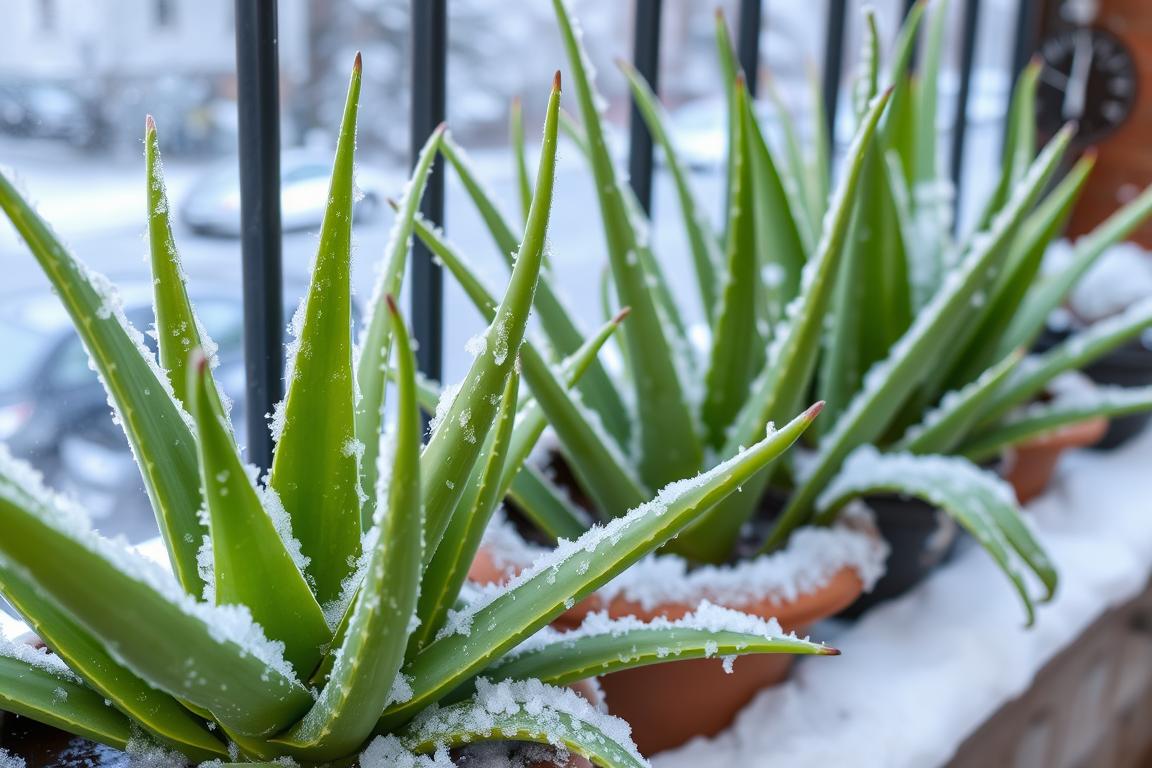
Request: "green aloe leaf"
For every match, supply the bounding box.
[1001,183,1152,357]
[409,205,647,519]
[355,126,444,525]
[438,135,630,446]
[505,466,589,542]
[896,350,1024,455]
[768,125,1074,549]
[932,153,1094,393]
[0,174,204,595]
[274,297,424,761]
[394,680,646,768]
[144,116,227,418]
[553,0,702,490]
[269,55,362,605]
[851,9,880,122]
[816,448,1055,624]
[979,298,1152,426]
[762,76,819,255]
[963,384,1152,462]
[510,97,533,224]
[913,0,948,187]
[0,651,133,751]
[701,76,764,448]
[189,353,330,676]
[881,1,925,184]
[0,462,312,737]
[482,615,836,688]
[618,58,721,320]
[971,61,1039,235]
[0,554,225,760]
[380,403,821,728]
[409,368,519,656]
[420,73,560,562]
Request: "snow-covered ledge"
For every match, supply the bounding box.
[656,430,1152,768]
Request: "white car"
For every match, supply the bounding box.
[181,150,387,236]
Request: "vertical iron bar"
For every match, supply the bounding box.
[234,0,282,471]
[823,0,847,151]
[628,0,663,214]
[904,0,920,72]
[737,0,762,97]
[410,0,447,384]
[1010,0,1039,93]
[950,0,981,227]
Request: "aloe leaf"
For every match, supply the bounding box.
[268,55,362,605]
[762,76,819,254]
[482,618,836,688]
[0,554,225,759]
[724,89,892,458]
[0,462,312,737]
[851,9,881,123]
[409,369,519,657]
[506,466,588,542]
[144,117,227,420]
[714,9,739,241]
[896,349,1024,455]
[379,403,821,728]
[510,97,533,224]
[971,61,1039,235]
[700,78,764,448]
[355,127,444,525]
[0,652,132,750]
[769,125,1074,549]
[913,0,948,187]
[409,203,647,519]
[936,153,1094,392]
[188,353,330,676]
[438,136,631,447]
[881,1,925,183]
[1001,183,1152,357]
[979,298,1152,426]
[420,74,560,562]
[553,0,701,490]
[394,680,646,768]
[743,82,810,320]
[963,384,1152,463]
[816,449,1054,624]
[274,298,423,761]
[618,59,721,320]
[0,176,204,595]
[806,63,832,224]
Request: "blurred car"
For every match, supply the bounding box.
[0,287,251,542]
[0,81,97,146]
[180,150,387,236]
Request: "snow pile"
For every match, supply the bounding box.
[655,429,1152,768]
[0,636,78,682]
[597,524,886,611]
[0,749,25,768]
[1046,240,1152,324]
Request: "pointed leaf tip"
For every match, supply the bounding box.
[822,646,841,656]
[804,401,826,421]
[145,114,156,133]
[353,51,362,72]
[553,70,562,91]
[714,6,726,22]
[385,294,399,316]
[735,70,746,87]
[612,306,632,324]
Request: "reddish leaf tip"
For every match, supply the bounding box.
[1082,147,1099,161]
[612,306,632,324]
[385,197,400,211]
[385,294,399,316]
[511,95,521,109]
[553,70,562,91]
[353,51,363,72]
[735,70,746,87]
[822,646,842,656]
[804,401,826,421]
[145,114,156,133]
[191,348,208,375]
[714,7,725,21]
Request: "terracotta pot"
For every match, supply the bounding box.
[593,566,863,756]
[1003,416,1109,504]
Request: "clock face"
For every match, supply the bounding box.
[1036,26,1138,144]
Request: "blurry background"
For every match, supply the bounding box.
[0,0,1022,542]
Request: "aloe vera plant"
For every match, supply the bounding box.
[424,1,1152,625]
[0,60,840,767]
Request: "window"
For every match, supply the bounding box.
[38,0,56,32]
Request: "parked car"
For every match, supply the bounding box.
[180,150,387,235]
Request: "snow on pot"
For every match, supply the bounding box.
[1038,241,1152,449]
[474,517,885,757]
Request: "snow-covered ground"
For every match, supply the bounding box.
[655,429,1152,768]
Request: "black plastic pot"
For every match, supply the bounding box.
[836,494,960,619]
[1035,326,1152,450]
